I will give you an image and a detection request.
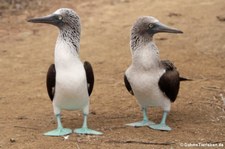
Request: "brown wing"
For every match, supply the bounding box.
[46,64,56,101]
[84,61,94,96]
[159,60,180,102]
[159,70,180,102]
[124,74,134,95]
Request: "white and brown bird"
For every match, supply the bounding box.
[124,16,189,131]
[28,8,102,136]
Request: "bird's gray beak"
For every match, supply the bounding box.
[27,14,61,26]
[153,22,183,34]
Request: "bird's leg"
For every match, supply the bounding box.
[74,114,103,135]
[149,111,172,131]
[126,107,155,127]
[44,114,72,136]
[142,107,149,122]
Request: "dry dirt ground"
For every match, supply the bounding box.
[0,0,225,148]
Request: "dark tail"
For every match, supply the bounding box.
[180,77,192,81]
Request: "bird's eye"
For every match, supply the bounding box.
[58,15,63,20]
[149,23,154,28]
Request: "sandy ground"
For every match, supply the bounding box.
[0,0,225,148]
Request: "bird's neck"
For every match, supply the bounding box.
[130,33,151,50]
[58,27,81,54]
[131,38,161,70]
[54,29,81,68]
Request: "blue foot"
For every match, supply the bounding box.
[149,123,172,131]
[126,120,155,127]
[44,128,72,136]
[74,127,103,135]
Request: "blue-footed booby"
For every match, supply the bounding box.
[124,16,189,131]
[28,8,102,136]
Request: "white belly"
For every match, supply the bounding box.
[126,67,171,111]
[53,63,89,111]
[52,37,90,114]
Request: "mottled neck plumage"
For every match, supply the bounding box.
[130,33,151,50]
[130,33,160,70]
[58,23,81,55]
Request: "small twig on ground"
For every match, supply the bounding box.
[217,16,225,22]
[219,94,225,106]
[201,86,221,92]
[199,75,208,80]
[198,101,222,107]
[102,126,127,131]
[14,125,38,130]
[168,12,182,17]
[107,140,175,145]
[75,142,81,149]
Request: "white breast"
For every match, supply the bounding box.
[126,42,171,111]
[53,38,89,111]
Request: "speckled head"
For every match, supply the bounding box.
[131,16,183,37]
[27,8,80,31]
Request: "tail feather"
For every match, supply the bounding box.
[180,77,192,81]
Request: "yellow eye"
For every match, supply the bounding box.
[58,15,63,20]
[149,23,154,28]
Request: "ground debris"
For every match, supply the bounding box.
[219,94,225,107]
[201,86,221,92]
[168,12,182,17]
[90,111,97,115]
[63,135,70,140]
[217,16,225,22]
[16,116,28,120]
[107,140,175,145]
[14,125,38,130]
[10,138,16,143]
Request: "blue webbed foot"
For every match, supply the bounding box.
[126,108,155,127]
[149,111,172,131]
[44,114,72,136]
[75,114,103,135]
[149,123,172,131]
[44,128,72,136]
[74,127,103,135]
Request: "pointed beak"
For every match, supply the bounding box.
[27,14,61,26]
[153,22,183,34]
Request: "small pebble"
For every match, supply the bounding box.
[10,138,16,143]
